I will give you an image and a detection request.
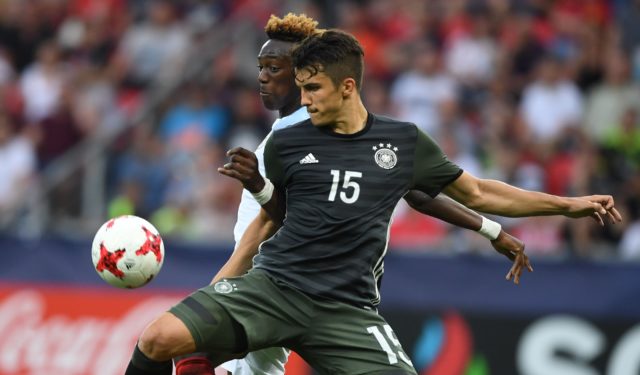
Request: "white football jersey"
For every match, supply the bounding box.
[232,107,309,243]
[222,107,309,375]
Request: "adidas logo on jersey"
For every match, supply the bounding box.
[299,153,319,164]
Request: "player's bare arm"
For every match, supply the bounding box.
[217,147,286,224]
[404,190,532,284]
[404,190,483,230]
[211,207,281,284]
[443,171,622,224]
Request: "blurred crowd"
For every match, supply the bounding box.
[0,0,639,260]
[0,0,235,237]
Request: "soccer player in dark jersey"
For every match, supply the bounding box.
[124,28,620,375]
[175,13,531,375]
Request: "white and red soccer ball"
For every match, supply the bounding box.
[91,215,165,289]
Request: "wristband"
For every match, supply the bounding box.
[478,216,501,241]
[252,178,274,205]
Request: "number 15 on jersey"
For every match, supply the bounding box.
[328,170,362,204]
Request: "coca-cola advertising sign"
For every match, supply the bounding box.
[0,283,183,375]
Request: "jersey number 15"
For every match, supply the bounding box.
[328,170,362,204]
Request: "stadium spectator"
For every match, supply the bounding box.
[19,41,67,123]
[63,18,120,70]
[159,82,229,157]
[0,1,55,73]
[108,179,142,219]
[336,1,388,78]
[620,199,640,259]
[444,7,499,88]
[34,84,83,167]
[519,55,584,146]
[72,69,123,136]
[599,108,640,191]
[115,0,190,88]
[390,42,457,138]
[0,113,36,222]
[584,50,640,144]
[361,77,391,116]
[158,135,237,243]
[111,125,170,219]
[501,6,547,97]
[615,0,640,82]
[602,108,640,164]
[178,145,238,243]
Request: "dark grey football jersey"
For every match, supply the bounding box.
[253,113,462,309]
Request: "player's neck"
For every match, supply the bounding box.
[279,100,302,118]
[330,99,368,135]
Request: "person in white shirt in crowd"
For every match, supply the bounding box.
[445,7,498,88]
[19,41,67,123]
[115,0,190,88]
[0,113,36,224]
[390,42,457,138]
[519,55,584,144]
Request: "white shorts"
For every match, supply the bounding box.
[220,347,289,375]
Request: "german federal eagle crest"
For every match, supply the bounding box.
[372,143,398,169]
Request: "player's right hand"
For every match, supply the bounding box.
[218,147,264,193]
[490,230,533,285]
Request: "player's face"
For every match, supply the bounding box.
[295,67,344,127]
[257,40,300,116]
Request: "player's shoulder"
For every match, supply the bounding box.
[269,118,313,146]
[371,113,419,134]
[372,113,413,126]
[272,118,312,136]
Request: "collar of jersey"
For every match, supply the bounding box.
[316,112,374,138]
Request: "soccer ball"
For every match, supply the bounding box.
[91,215,165,289]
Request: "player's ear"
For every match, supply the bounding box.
[341,77,357,98]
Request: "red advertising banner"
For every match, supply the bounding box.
[0,283,312,375]
[0,283,184,375]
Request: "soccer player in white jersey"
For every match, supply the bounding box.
[173,14,531,375]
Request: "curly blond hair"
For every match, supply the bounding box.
[264,13,322,43]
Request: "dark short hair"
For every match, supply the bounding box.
[291,29,365,90]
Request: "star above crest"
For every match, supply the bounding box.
[372,143,399,152]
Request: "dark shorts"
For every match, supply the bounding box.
[169,269,416,375]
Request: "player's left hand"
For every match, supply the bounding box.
[565,195,622,225]
[585,195,622,225]
[218,147,264,193]
[490,230,533,285]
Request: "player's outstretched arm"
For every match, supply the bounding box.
[443,171,622,225]
[218,147,286,224]
[404,190,532,284]
[211,207,280,284]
